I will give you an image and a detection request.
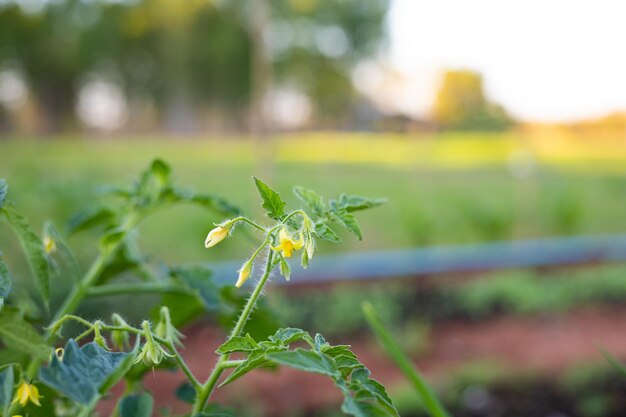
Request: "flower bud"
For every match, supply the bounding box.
[12,381,42,407]
[235,260,253,288]
[155,307,184,347]
[305,233,315,260]
[133,321,174,368]
[111,314,131,350]
[204,222,232,248]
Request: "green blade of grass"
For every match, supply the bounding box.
[362,301,452,417]
[600,348,626,378]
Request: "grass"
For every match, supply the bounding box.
[1,132,626,269]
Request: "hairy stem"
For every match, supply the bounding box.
[191,250,275,414]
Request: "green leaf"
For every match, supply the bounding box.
[157,293,204,329]
[252,177,286,220]
[293,186,325,216]
[314,333,329,351]
[98,240,144,284]
[314,223,342,242]
[0,256,10,310]
[0,310,51,360]
[0,180,7,210]
[176,382,196,404]
[333,211,363,240]
[189,193,241,217]
[337,194,387,213]
[216,334,259,354]
[335,355,362,376]
[269,328,309,346]
[151,159,171,185]
[220,351,269,386]
[161,187,241,217]
[350,367,395,410]
[362,302,450,417]
[266,349,339,378]
[0,365,14,415]
[119,393,154,417]
[39,339,130,404]
[172,265,220,311]
[99,228,127,253]
[2,204,50,304]
[67,206,117,235]
[99,337,141,395]
[341,394,394,417]
[321,345,356,359]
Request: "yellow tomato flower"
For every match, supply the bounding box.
[235,260,252,288]
[13,381,42,407]
[204,224,231,248]
[271,229,304,258]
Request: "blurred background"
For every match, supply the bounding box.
[1,0,626,415]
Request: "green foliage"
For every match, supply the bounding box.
[1,203,50,306]
[0,159,390,417]
[0,256,10,311]
[293,186,386,243]
[118,393,154,417]
[0,309,52,360]
[39,340,131,404]
[0,365,14,415]
[217,328,399,417]
[253,177,287,220]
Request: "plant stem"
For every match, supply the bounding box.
[191,250,275,414]
[222,360,245,368]
[230,216,267,232]
[166,341,202,390]
[86,282,195,297]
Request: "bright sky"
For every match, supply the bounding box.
[385,0,626,122]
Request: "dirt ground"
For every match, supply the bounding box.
[98,305,626,416]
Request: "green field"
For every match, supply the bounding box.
[2,133,626,268]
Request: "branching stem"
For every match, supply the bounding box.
[191,249,275,414]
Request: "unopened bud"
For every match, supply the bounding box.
[235,260,253,288]
[204,222,232,248]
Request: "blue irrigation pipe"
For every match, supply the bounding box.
[209,234,626,287]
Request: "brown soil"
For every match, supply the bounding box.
[98,306,626,416]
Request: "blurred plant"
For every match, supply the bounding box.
[459,199,513,242]
[362,301,451,417]
[0,160,396,416]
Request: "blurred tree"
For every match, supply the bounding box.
[272,0,389,125]
[432,69,513,131]
[0,0,389,133]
